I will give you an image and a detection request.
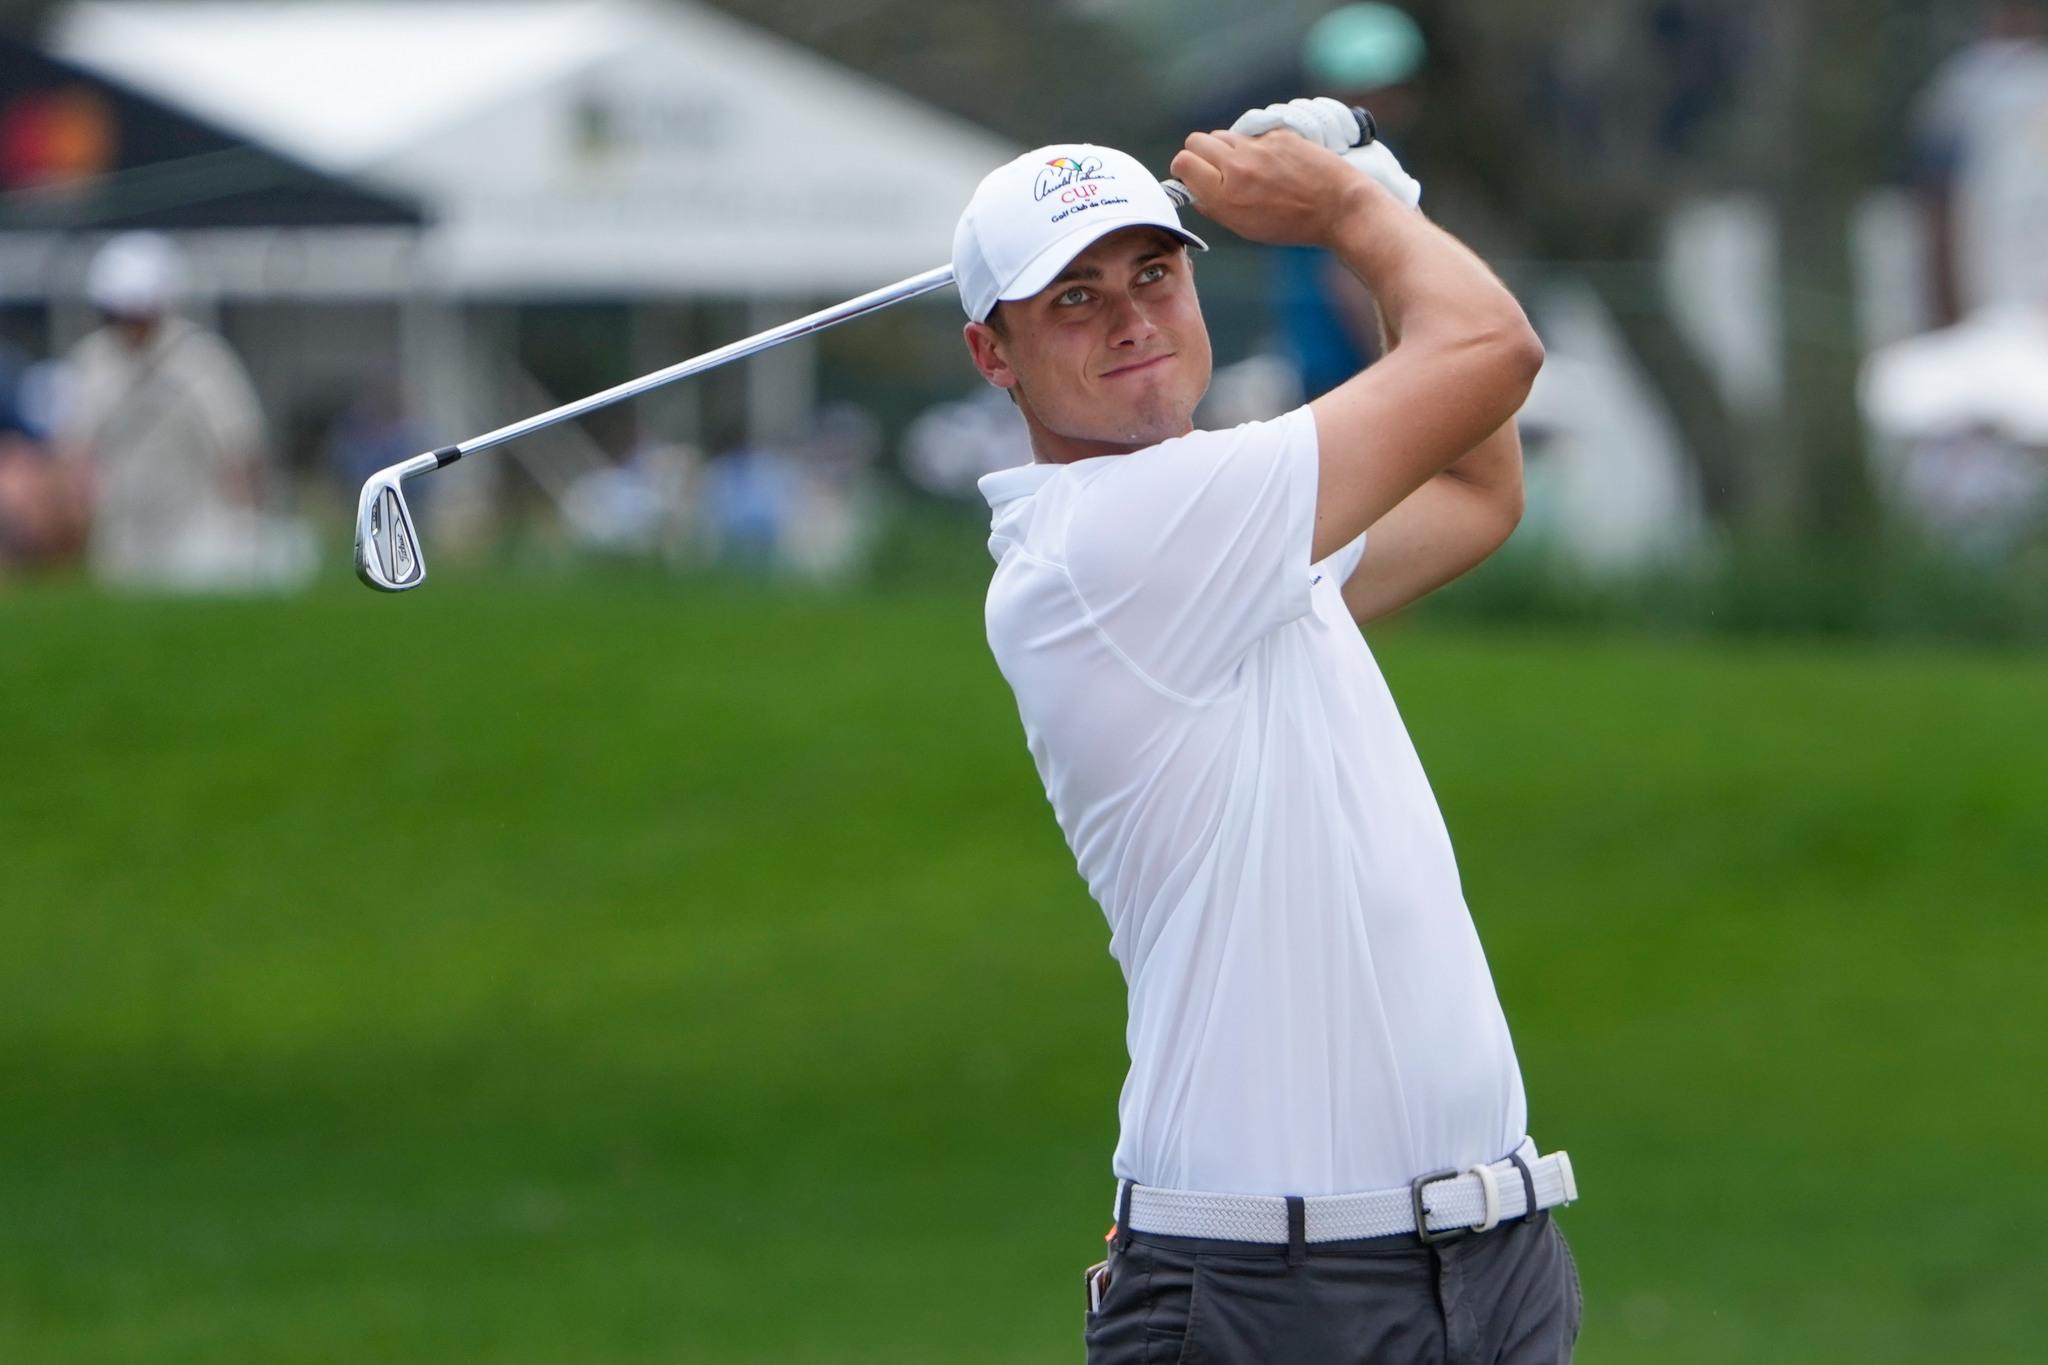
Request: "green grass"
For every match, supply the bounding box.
[2,573,2043,1363]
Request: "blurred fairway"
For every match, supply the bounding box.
[3,573,2043,1364]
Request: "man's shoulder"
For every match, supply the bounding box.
[986,409,1316,573]
[1076,408,1316,495]
[65,327,122,369]
[1069,410,1319,528]
[1141,408,1314,460]
[156,320,243,371]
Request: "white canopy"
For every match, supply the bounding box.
[55,0,1016,296]
[1861,307,2048,445]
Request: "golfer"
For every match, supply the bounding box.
[956,100,1581,1363]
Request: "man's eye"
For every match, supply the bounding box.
[1058,287,1091,306]
[1138,264,1167,283]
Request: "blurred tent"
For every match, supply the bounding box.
[1859,305,2048,547]
[0,39,422,234]
[1861,307,2048,446]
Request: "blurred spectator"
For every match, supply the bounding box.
[1302,1,1426,135]
[1644,1,1748,158]
[1865,2,2048,549]
[562,419,702,564]
[325,377,420,497]
[902,387,1032,498]
[1912,0,2048,324]
[52,232,299,589]
[782,402,881,582]
[1861,304,2048,553]
[702,404,881,582]
[0,342,90,571]
[705,440,797,573]
[1272,3,1426,399]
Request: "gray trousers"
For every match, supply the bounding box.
[1083,1209,1581,1365]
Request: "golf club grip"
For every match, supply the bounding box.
[1160,105,1377,210]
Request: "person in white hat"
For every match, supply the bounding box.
[958,102,1581,1363]
[54,231,271,588]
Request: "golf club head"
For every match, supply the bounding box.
[355,473,425,591]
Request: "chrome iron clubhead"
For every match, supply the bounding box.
[354,451,442,591]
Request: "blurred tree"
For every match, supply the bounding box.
[699,0,1162,148]
[1768,0,1894,547]
[1387,0,1945,547]
[1393,0,1770,530]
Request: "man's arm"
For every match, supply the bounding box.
[1171,130,1541,567]
[1339,420,1522,624]
[1339,294,1526,625]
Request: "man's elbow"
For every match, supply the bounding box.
[1440,309,1542,420]
[1490,313,1544,397]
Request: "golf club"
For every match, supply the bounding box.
[355,107,1377,592]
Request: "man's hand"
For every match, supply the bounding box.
[1169,130,1385,249]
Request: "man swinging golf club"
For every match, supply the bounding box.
[958,99,1581,1363]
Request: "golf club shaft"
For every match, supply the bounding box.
[410,106,1375,476]
[424,265,958,471]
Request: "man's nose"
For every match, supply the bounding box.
[1104,291,1159,347]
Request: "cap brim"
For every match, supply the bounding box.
[992,214,1208,314]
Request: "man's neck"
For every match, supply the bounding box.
[1024,414,1195,466]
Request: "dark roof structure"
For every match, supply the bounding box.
[0,37,422,231]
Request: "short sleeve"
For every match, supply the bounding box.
[1321,531,1368,585]
[1063,406,1319,698]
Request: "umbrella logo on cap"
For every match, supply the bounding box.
[1035,154,1110,202]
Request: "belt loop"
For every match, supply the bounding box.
[1284,1196,1307,1266]
[1112,1179,1136,1253]
[1466,1162,1502,1233]
[1507,1152,1538,1221]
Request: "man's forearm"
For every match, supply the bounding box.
[1362,242,1525,511]
[1326,183,1528,354]
[1372,295,1524,501]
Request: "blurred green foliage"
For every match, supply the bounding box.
[873,499,2048,646]
[1422,533,2048,646]
[2,576,2042,1362]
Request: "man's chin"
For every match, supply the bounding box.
[1118,404,1200,448]
[1032,392,1202,457]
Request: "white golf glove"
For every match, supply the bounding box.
[1231,96,1360,152]
[1229,96,1423,209]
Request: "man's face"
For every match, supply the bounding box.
[103,312,158,350]
[965,227,1213,458]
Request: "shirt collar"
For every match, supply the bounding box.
[977,462,1060,507]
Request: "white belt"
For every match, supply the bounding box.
[1115,1141,1578,1246]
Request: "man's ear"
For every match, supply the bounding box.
[964,320,1018,392]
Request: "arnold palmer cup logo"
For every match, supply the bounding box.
[1034,154,1112,203]
[1033,153,1130,224]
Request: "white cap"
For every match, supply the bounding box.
[952,144,1206,323]
[87,232,186,317]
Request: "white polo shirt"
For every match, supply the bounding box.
[979,405,1527,1198]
